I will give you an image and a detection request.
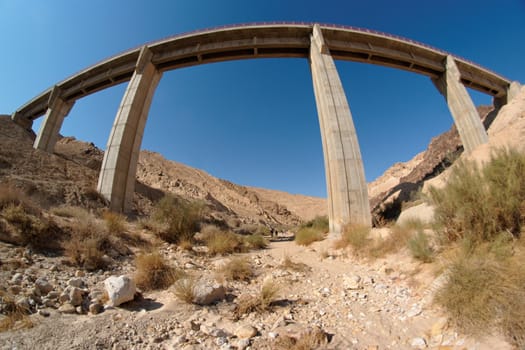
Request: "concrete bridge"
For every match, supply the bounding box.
[10,22,521,234]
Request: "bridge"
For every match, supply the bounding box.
[10,22,521,234]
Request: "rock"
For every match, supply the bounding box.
[68,277,86,288]
[7,285,22,295]
[69,287,84,307]
[59,290,70,303]
[406,304,422,318]
[104,275,136,307]
[47,291,60,299]
[38,309,50,317]
[192,280,225,305]
[411,337,427,348]
[89,302,104,315]
[58,303,76,314]
[343,275,362,290]
[35,277,53,295]
[234,325,257,339]
[75,270,85,277]
[11,273,23,285]
[233,338,251,350]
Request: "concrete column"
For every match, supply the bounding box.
[97,46,162,212]
[33,86,75,152]
[309,24,371,234]
[433,55,488,153]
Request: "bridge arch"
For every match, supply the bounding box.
[11,22,519,234]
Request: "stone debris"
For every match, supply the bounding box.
[104,275,136,307]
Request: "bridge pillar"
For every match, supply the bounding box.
[309,24,371,234]
[33,86,75,152]
[433,55,488,153]
[97,46,162,212]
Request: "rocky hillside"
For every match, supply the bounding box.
[0,115,325,229]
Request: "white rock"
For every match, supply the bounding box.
[104,275,136,307]
[192,280,225,305]
[234,325,257,339]
[407,304,422,318]
[343,275,362,290]
[410,337,427,348]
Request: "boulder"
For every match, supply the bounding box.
[235,325,257,339]
[69,287,84,307]
[192,279,225,305]
[35,277,53,295]
[104,275,136,306]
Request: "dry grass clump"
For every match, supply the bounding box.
[220,257,254,282]
[0,202,60,251]
[135,252,184,291]
[280,255,310,272]
[0,290,32,332]
[0,184,36,214]
[294,227,324,246]
[435,242,525,347]
[51,205,90,219]
[148,195,204,244]
[408,231,434,263]
[173,276,197,304]
[334,224,371,251]
[202,226,245,255]
[243,233,268,250]
[64,215,129,271]
[235,279,280,317]
[102,210,127,235]
[274,326,328,350]
[429,148,525,243]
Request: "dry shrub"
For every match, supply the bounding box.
[301,216,329,232]
[203,226,245,255]
[220,257,254,282]
[173,276,197,304]
[408,231,434,263]
[135,252,183,291]
[334,224,371,251]
[64,215,129,271]
[149,195,204,244]
[0,184,36,214]
[274,326,328,350]
[280,255,310,272]
[235,279,280,317]
[243,233,268,250]
[435,242,525,348]
[0,290,32,332]
[429,148,525,243]
[1,203,61,251]
[51,205,90,219]
[102,211,127,235]
[294,227,324,246]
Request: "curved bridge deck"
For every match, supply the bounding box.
[14,22,510,121]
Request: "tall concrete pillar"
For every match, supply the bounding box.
[97,46,162,212]
[433,55,488,153]
[309,24,371,234]
[33,86,75,152]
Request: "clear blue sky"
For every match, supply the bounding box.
[1,0,524,198]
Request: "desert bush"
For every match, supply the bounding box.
[429,148,525,243]
[64,215,129,270]
[243,233,268,249]
[334,224,371,250]
[235,279,280,317]
[135,252,183,291]
[102,211,127,235]
[294,227,324,246]
[0,290,32,332]
[280,255,310,272]
[150,195,204,244]
[300,215,329,232]
[408,231,434,263]
[435,246,525,347]
[203,227,245,255]
[274,326,328,350]
[367,224,413,258]
[0,184,36,214]
[173,277,197,304]
[220,257,254,282]
[51,205,90,219]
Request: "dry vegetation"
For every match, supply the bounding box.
[219,257,254,282]
[294,216,328,246]
[135,252,184,291]
[235,279,280,318]
[0,290,32,332]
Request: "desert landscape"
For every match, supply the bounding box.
[0,83,523,350]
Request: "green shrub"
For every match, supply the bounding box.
[300,215,329,232]
[429,148,525,243]
[150,195,204,244]
[408,231,434,263]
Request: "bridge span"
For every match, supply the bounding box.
[10,22,521,233]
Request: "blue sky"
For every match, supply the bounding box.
[1,0,524,198]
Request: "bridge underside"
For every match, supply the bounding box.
[11,22,520,234]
